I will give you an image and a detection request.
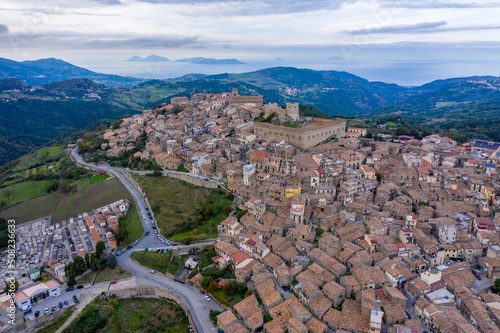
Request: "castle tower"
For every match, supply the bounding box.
[232,88,238,96]
[286,102,299,121]
[264,102,280,118]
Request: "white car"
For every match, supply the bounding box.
[21,305,32,311]
[44,307,50,314]
[84,284,92,289]
[161,239,165,243]
[52,292,61,298]
[204,296,211,301]
[149,270,156,274]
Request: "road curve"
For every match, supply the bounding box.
[70,148,221,331]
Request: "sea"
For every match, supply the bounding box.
[77,58,500,87]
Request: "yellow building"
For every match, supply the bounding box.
[286,186,301,198]
[346,127,367,138]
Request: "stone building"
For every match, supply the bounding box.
[254,118,346,150]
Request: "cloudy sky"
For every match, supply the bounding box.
[1,0,500,83]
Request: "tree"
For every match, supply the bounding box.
[375,173,382,182]
[492,279,500,295]
[201,276,213,289]
[152,170,162,177]
[203,204,214,219]
[207,281,219,293]
[223,282,236,295]
[108,298,119,308]
[58,181,69,194]
[46,180,59,193]
[235,209,247,220]
[74,256,87,275]
[107,255,117,269]
[223,206,232,215]
[96,241,106,258]
[68,276,76,287]
[85,253,91,268]
[90,253,99,271]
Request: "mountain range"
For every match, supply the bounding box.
[0,57,144,87]
[175,57,244,65]
[126,55,170,62]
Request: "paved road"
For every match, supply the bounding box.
[118,251,223,333]
[70,148,220,331]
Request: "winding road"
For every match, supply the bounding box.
[70,148,222,332]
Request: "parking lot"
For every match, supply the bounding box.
[24,287,88,320]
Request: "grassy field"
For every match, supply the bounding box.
[117,201,144,250]
[38,309,74,333]
[0,177,130,223]
[130,250,186,275]
[62,296,189,333]
[131,251,172,273]
[211,288,247,308]
[78,266,132,284]
[0,180,51,207]
[96,266,132,283]
[137,176,233,243]
[13,145,65,171]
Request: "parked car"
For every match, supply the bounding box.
[145,230,149,236]
[76,285,84,289]
[44,308,50,314]
[149,270,156,274]
[63,300,69,306]
[65,287,74,292]
[52,305,57,311]
[204,296,211,301]
[134,240,139,245]
[23,309,32,316]
[35,311,40,317]
[405,310,411,319]
[84,284,92,289]
[52,292,61,298]
[199,289,205,294]
[21,305,32,311]
[126,245,133,250]
[154,229,158,234]
[110,281,117,285]
[58,302,63,308]
[144,248,148,252]
[115,252,121,256]
[73,295,79,303]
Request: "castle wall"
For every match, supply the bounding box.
[254,119,346,150]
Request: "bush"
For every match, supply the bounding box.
[209,310,221,324]
[107,255,117,269]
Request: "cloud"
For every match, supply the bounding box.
[130,0,356,15]
[82,36,200,49]
[0,24,8,34]
[344,21,500,35]
[344,21,447,35]
[0,30,201,51]
[378,0,500,9]
[89,0,122,4]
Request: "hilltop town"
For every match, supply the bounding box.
[85,88,500,333]
[1,87,499,333]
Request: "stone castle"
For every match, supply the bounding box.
[264,102,300,122]
[254,118,346,150]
